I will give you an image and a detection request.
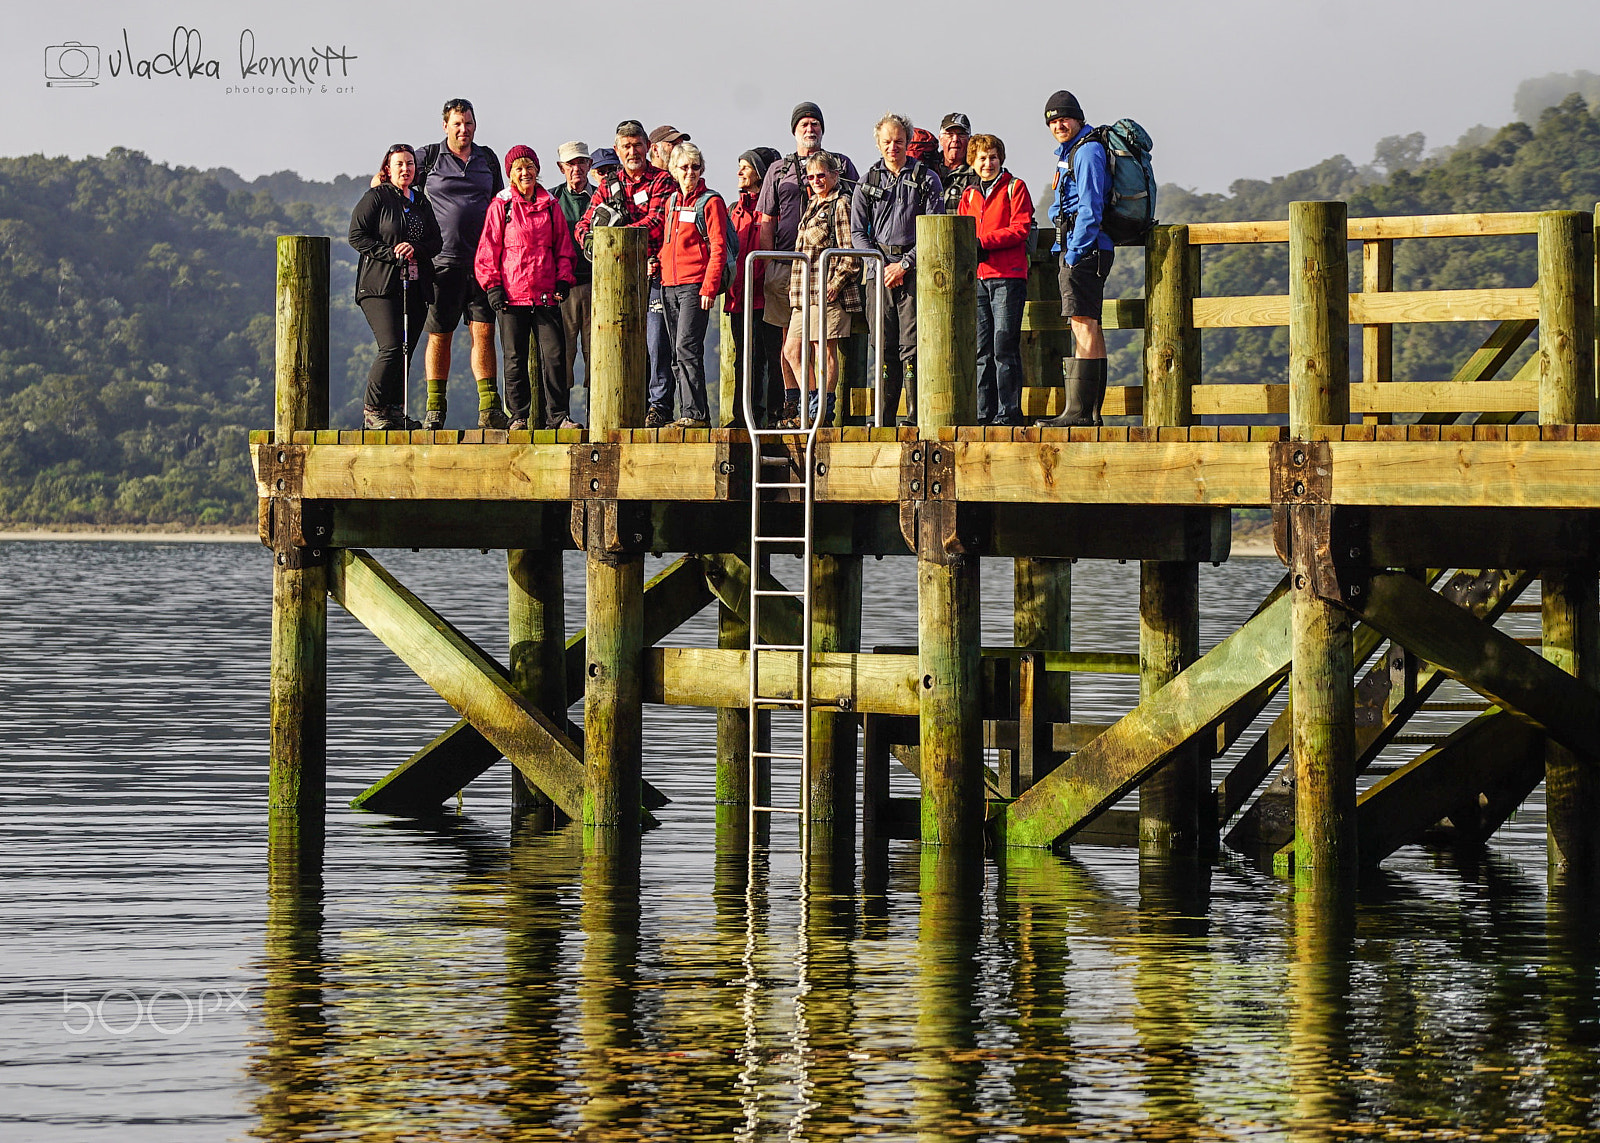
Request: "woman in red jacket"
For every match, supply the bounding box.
[474,145,578,430]
[957,134,1034,426]
[657,141,730,429]
[727,147,783,427]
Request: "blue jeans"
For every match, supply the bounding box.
[647,282,673,413]
[976,277,1026,424]
[660,284,711,421]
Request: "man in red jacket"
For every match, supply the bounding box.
[575,120,677,426]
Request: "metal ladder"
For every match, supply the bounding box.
[740,249,885,833]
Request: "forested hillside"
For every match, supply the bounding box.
[2,93,1599,526]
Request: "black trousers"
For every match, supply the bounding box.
[359,289,428,410]
[871,271,918,422]
[661,283,711,421]
[729,310,784,426]
[498,304,568,426]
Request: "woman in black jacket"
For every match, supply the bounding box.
[349,144,443,429]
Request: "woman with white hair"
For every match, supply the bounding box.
[656,141,731,428]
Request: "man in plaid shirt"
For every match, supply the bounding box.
[576,119,678,425]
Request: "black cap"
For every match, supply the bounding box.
[1044,90,1083,123]
[791,101,824,133]
[739,147,782,179]
[615,119,646,139]
[939,112,971,135]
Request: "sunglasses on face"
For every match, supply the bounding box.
[805,173,832,183]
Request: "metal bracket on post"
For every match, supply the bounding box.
[261,495,330,570]
[570,443,620,501]
[714,439,751,500]
[1271,440,1369,607]
[257,443,308,497]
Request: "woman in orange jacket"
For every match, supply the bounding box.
[657,141,730,428]
[957,134,1034,426]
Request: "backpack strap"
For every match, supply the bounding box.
[480,145,504,196]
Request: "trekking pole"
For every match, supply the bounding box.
[401,269,411,425]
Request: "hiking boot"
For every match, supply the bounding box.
[479,406,511,430]
[671,416,710,429]
[557,417,584,431]
[422,402,446,431]
[363,404,400,430]
[776,392,800,429]
[388,406,421,430]
[508,417,529,431]
[1036,358,1106,427]
[644,406,670,429]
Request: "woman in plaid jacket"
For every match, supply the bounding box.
[779,152,861,428]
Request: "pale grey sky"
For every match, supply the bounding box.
[10,0,1600,203]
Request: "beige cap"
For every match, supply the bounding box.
[556,140,590,163]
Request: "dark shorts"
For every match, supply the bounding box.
[1059,247,1114,323]
[424,262,495,334]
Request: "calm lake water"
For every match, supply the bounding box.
[0,540,1593,1141]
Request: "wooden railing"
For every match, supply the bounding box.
[1010,207,1593,425]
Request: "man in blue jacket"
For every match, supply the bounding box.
[1039,90,1113,427]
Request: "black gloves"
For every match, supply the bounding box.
[487,285,509,313]
[554,282,572,304]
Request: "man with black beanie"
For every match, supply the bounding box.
[1038,89,1114,427]
[755,102,860,423]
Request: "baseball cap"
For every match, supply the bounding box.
[649,125,689,146]
[591,147,620,170]
[940,112,971,135]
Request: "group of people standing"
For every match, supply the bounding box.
[348,89,1116,432]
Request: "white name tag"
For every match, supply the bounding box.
[678,209,697,223]
[633,190,649,205]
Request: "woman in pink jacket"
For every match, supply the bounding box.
[475,145,578,430]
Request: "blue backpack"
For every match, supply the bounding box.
[1065,119,1157,246]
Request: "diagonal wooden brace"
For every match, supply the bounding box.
[350,554,712,813]
[1342,571,1600,762]
[998,591,1293,849]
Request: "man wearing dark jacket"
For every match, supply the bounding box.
[935,112,978,211]
[553,141,594,411]
[412,98,508,429]
[575,120,678,427]
[850,113,944,426]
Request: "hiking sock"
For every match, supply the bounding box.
[475,376,499,413]
[425,379,448,413]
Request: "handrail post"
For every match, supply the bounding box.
[1539,209,1599,885]
[1360,238,1394,424]
[1287,201,1355,894]
[584,226,648,830]
[914,214,983,847]
[269,235,329,862]
[1139,224,1206,854]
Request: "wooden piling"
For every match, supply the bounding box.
[508,545,566,811]
[1539,210,1599,881]
[1013,558,1072,794]
[915,214,984,847]
[1288,201,1356,890]
[810,554,863,826]
[269,236,329,821]
[584,227,648,829]
[1140,224,1206,854]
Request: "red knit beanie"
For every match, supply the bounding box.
[504,145,538,175]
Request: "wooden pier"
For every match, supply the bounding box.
[256,204,1600,896]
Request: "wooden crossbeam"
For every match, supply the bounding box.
[998,592,1293,849]
[646,648,920,714]
[330,549,590,818]
[1346,572,1600,760]
[351,555,711,813]
[1190,288,1537,330]
[1355,709,1544,866]
[1188,212,1542,245]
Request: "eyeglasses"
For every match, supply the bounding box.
[805,173,832,183]
[679,162,703,171]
